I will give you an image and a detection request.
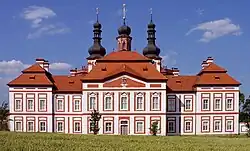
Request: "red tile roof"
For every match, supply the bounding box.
[53,76,82,93]
[167,75,198,92]
[22,64,46,73]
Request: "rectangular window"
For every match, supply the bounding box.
[39,121,46,132]
[152,97,159,110]
[168,99,175,111]
[136,121,144,133]
[185,121,192,132]
[74,100,80,111]
[39,99,46,111]
[120,96,128,110]
[89,97,96,110]
[168,121,175,133]
[15,121,22,131]
[202,121,209,132]
[57,99,63,111]
[104,97,112,110]
[202,99,209,110]
[185,99,192,110]
[214,120,221,132]
[27,121,34,132]
[226,99,233,110]
[214,99,221,110]
[105,122,112,132]
[27,99,34,111]
[15,99,21,111]
[74,122,81,132]
[226,120,233,131]
[136,97,143,110]
[57,122,63,132]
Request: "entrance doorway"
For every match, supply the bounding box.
[120,121,128,135]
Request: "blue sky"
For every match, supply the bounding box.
[0,0,250,103]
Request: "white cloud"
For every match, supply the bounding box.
[161,51,178,67]
[186,18,242,42]
[196,8,204,16]
[21,5,70,39]
[0,60,30,75]
[50,62,72,70]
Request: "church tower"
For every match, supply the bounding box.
[143,9,161,71]
[87,8,106,72]
[116,4,132,51]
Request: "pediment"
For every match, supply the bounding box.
[103,76,145,88]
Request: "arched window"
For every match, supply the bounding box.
[151,92,160,110]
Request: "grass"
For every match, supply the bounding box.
[0,132,250,151]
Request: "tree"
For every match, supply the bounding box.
[89,109,101,135]
[149,121,159,136]
[241,95,250,136]
[0,101,10,131]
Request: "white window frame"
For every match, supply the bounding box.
[202,98,209,110]
[56,99,64,111]
[226,98,233,110]
[184,121,192,132]
[104,95,112,110]
[89,94,96,110]
[168,99,175,111]
[202,120,209,132]
[120,93,128,110]
[152,93,160,110]
[39,121,46,132]
[226,120,233,131]
[15,99,22,111]
[74,122,81,132]
[27,99,34,111]
[214,98,221,110]
[74,99,81,111]
[168,121,175,133]
[185,99,192,110]
[136,93,144,111]
[135,121,144,133]
[27,121,34,132]
[104,122,112,133]
[214,120,221,132]
[57,121,64,132]
[15,121,22,132]
[39,99,46,111]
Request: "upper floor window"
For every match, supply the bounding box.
[120,93,128,110]
[27,99,34,111]
[185,99,192,111]
[74,99,81,111]
[151,93,160,110]
[214,98,221,110]
[38,94,47,112]
[202,99,209,110]
[15,99,22,111]
[104,94,112,110]
[226,98,233,110]
[136,93,144,111]
[168,99,175,112]
[89,94,96,110]
[57,99,63,111]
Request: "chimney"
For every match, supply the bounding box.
[172,67,179,76]
[70,68,77,76]
[43,60,49,72]
[36,58,45,68]
[201,60,209,69]
[206,56,214,64]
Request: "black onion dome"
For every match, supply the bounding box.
[143,44,160,57]
[88,44,106,57]
[118,25,131,35]
[93,21,101,29]
[148,21,155,29]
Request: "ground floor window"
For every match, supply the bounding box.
[168,121,175,133]
[15,121,22,132]
[74,122,81,132]
[202,121,209,132]
[57,122,64,132]
[214,120,221,132]
[105,122,112,133]
[39,121,46,132]
[27,121,34,132]
[136,121,144,133]
[226,120,233,131]
[184,121,192,132]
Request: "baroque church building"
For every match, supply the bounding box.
[8,7,241,135]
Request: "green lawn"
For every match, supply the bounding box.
[0,132,249,151]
